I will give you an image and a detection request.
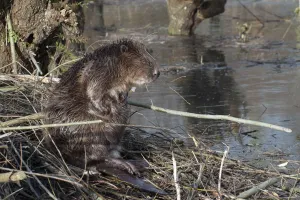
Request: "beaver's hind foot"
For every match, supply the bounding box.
[101,158,140,176]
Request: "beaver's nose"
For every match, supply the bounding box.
[153,70,160,78]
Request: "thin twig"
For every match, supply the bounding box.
[6,13,18,74]
[3,188,23,200]
[218,144,229,195]
[0,167,82,187]
[288,172,299,200]
[5,18,7,45]
[0,61,31,74]
[172,152,181,200]
[0,113,44,127]
[170,76,187,82]
[42,57,82,78]
[0,118,177,133]
[0,74,60,83]
[237,177,280,199]
[256,6,284,20]
[188,164,204,200]
[236,0,264,26]
[47,133,73,175]
[9,139,58,200]
[0,166,104,199]
[28,51,43,75]
[128,101,292,133]
[169,86,190,105]
[282,22,292,40]
[0,132,12,139]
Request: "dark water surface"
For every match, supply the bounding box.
[83,0,300,168]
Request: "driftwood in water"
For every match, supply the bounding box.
[167,0,227,35]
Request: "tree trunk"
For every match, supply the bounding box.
[167,0,227,36]
[0,0,84,74]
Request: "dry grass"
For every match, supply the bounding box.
[0,75,300,200]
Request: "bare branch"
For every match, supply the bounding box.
[128,101,292,133]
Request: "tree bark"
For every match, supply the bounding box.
[0,0,84,74]
[167,0,227,36]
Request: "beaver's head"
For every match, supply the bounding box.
[117,39,160,87]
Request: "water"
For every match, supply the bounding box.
[83,0,300,168]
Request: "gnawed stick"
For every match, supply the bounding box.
[128,101,292,133]
[0,171,27,183]
[0,102,292,133]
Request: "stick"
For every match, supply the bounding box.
[28,51,43,75]
[218,144,229,195]
[172,152,181,200]
[0,74,60,83]
[128,101,292,133]
[42,57,82,78]
[0,113,44,127]
[0,171,27,183]
[0,118,177,133]
[236,0,264,27]
[187,164,204,200]
[6,13,18,74]
[3,188,23,199]
[282,22,292,40]
[0,167,104,199]
[9,139,58,200]
[237,177,280,199]
[0,167,82,187]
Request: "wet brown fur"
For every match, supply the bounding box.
[44,39,159,174]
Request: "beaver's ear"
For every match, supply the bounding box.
[120,45,128,53]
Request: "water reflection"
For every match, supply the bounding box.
[84,0,106,39]
[83,0,300,167]
[129,38,246,143]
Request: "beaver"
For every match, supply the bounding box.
[44,39,160,174]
